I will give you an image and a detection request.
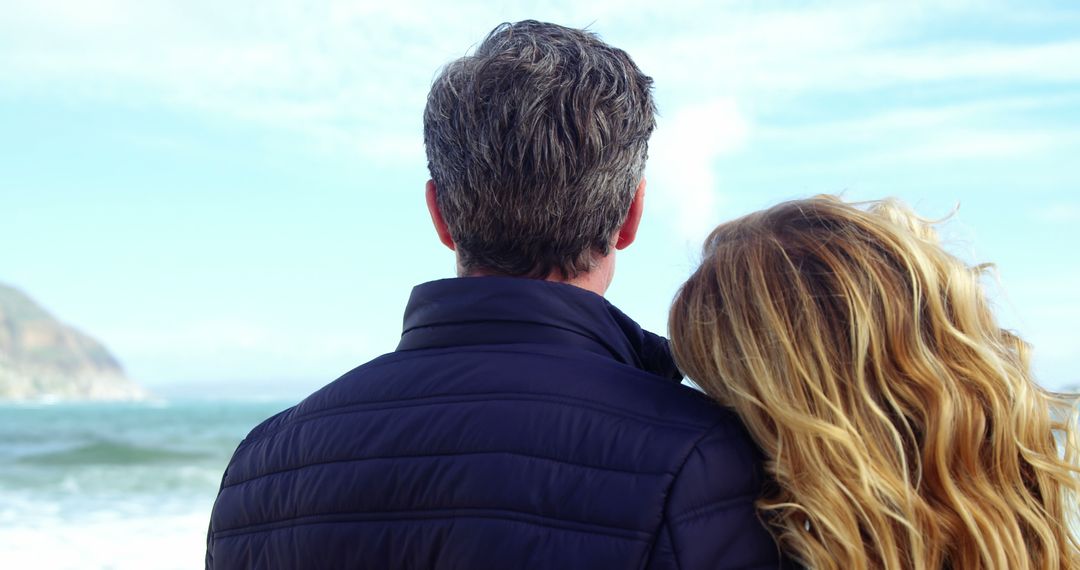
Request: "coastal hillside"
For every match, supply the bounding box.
[0,283,146,400]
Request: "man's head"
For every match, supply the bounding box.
[423,20,656,280]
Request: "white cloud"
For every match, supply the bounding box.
[2,0,1077,388]
[0,0,495,163]
[104,317,367,356]
[3,1,1077,163]
[647,99,750,240]
[989,271,1080,389]
[634,9,1080,102]
[99,317,375,385]
[761,94,1080,138]
[3,1,1078,249]
[1030,203,1080,223]
[750,93,1080,169]
[892,129,1062,161]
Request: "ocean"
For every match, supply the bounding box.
[0,399,294,569]
[5,395,1075,569]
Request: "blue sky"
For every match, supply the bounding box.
[2,1,1078,396]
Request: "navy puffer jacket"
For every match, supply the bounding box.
[206,277,791,569]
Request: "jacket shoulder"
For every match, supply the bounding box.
[648,419,787,569]
[209,345,785,569]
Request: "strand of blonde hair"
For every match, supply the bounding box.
[670,196,1080,569]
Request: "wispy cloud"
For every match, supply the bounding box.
[4,1,1077,165]
[3,0,1077,388]
[0,0,495,162]
[1030,203,1080,223]
[647,99,750,240]
[99,317,375,384]
[760,94,1080,138]
[990,269,1080,388]
[635,7,1080,100]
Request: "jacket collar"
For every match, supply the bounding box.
[397,276,681,381]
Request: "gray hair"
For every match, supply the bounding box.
[423,20,657,278]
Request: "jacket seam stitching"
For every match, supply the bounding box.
[399,320,632,370]
[306,345,705,406]
[641,422,725,570]
[212,508,652,542]
[401,319,597,341]
[223,450,670,489]
[242,392,706,449]
[295,388,706,430]
[669,522,683,570]
[295,393,704,429]
[668,492,758,525]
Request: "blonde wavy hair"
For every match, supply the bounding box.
[669,196,1080,569]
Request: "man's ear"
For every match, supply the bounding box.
[615,179,646,250]
[425,179,455,251]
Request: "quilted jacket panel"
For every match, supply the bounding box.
[206,277,791,569]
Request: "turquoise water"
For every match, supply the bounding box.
[5,398,1074,568]
[0,400,293,569]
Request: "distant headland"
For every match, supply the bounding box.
[0,283,146,401]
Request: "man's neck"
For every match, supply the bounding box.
[558,258,615,296]
[459,254,616,297]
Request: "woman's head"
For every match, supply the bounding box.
[670,196,1079,569]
